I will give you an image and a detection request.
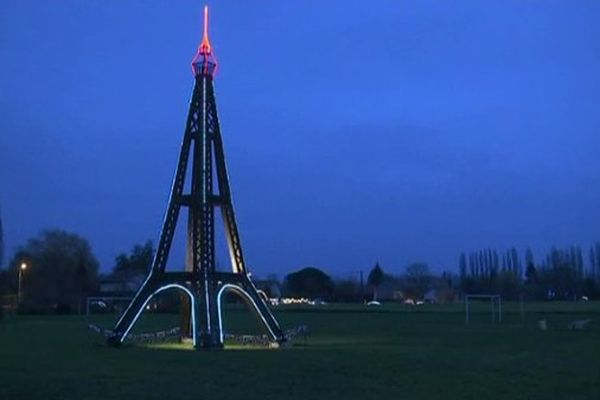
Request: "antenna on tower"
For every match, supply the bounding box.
[192,5,217,76]
[200,5,211,55]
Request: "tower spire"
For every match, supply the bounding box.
[192,5,217,76]
[200,5,211,55]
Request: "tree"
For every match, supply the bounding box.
[509,247,521,278]
[590,246,597,280]
[113,240,153,276]
[0,268,10,319]
[404,262,432,299]
[8,229,99,313]
[458,253,467,280]
[367,262,384,300]
[495,269,520,299]
[0,211,4,268]
[525,263,538,284]
[283,267,334,299]
[595,243,600,281]
[333,279,359,302]
[582,278,598,299]
[525,248,537,285]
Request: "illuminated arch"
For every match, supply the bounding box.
[120,284,197,347]
[216,284,276,344]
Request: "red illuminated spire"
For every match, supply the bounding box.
[192,5,217,76]
[199,5,211,55]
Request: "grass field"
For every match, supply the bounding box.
[1,302,599,400]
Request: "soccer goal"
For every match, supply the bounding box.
[86,296,133,316]
[465,294,502,324]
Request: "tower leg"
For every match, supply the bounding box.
[108,278,198,347]
[180,294,192,339]
[107,278,157,346]
[241,278,285,343]
[214,276,285,346]
[196,278,223,349]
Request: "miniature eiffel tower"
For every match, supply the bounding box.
[107,6,285,349]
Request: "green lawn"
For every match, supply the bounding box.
[1,302,599,400]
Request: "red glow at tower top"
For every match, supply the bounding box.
[200,6,212,55]
[191,5,217,77]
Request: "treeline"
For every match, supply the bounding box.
[2,228,600,315]
[0,229,444,312]
[0,230,154,314]
[276,262,451,303]
[458,244,600,300]
[0,230,100,313]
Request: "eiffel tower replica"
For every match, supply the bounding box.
[108,6,285,349]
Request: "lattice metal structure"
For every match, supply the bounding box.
[107,6,285,349]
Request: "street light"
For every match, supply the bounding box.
[18,262,27,306]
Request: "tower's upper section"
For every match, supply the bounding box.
[191,6,217,77]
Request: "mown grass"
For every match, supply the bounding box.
[0,302,599,400]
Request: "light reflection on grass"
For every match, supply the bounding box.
[143,341,280,351]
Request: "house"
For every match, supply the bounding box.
[392,290,405,301]
[423,289,438,303]
[98,271,145,296]
[373,278,402,301]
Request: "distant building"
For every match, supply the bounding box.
[98,271,145,296]
[423,289,438,303]
[392,290,405,301]
[375,279,403,300]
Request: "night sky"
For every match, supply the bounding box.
[1,1,599,278]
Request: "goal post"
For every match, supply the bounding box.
[86,296,133,316]
[465,294,501,324]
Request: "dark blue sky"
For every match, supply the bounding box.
[1,1,599,278]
